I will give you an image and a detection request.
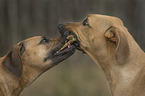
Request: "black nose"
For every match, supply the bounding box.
[58,24,64,30]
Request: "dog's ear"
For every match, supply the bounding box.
[104,26,130,65]
[2,45,23,77]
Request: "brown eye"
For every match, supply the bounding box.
[83,18,89,26]
[40,37,49,44]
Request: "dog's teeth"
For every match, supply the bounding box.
[68,45,71,48]
[56,35,76,53]
[67,35,74,40]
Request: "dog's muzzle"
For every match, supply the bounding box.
[58,24,65,35]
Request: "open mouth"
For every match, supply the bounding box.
[45,35,77,64]
[44,33,78,65]
[57,31,86,54]
[45,31,80,64]
[55,31,80,55]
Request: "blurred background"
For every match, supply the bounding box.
[0,0,144,96]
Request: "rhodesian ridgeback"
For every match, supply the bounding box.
[0,36,76,96]
[58,14,145,96]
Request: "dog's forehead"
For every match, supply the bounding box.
[87,14,123,26]
[88,14,116,21]
[25,36,42,41]
[23,36,42,45]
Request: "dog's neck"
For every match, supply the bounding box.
[84,35,145,96]
[0,60,42,96]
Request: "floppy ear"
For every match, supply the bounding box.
[2,45,23,77]
[104,26,130,65]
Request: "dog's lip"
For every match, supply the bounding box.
[52,36,76,56]
[62,31,86,53]
[44,38,76,62]
[54,44,75,56]
[62,31,80,47]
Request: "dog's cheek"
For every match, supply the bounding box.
[77,31,90,48]
[21,52,39,66]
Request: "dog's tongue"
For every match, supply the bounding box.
[57,35,76,53]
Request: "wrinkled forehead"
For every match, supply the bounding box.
[87,14,124,27]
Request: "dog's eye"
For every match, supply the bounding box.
[40,37,49,44]
[83,19,89,26]
[19,42,25,54]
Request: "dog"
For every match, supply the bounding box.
[0,36,76,96]
[58,14,145,96]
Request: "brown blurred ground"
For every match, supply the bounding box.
[0,0,144,96]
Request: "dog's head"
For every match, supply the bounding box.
[2,36,76,77]
[58,14,130,65]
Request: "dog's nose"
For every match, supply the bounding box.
[58,24,64,30]
[58,24,64,35]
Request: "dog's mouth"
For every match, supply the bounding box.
[55,31,79,54]
[58,31,86,53]
[46,33,78,64]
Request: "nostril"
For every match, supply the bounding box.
[58,24,64,30]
